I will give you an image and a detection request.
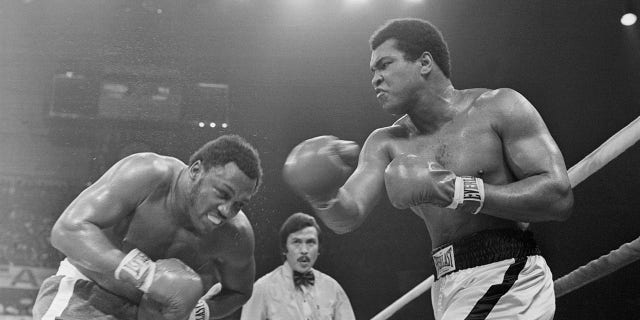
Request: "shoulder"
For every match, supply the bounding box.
[314,269,344,289]
[110,153,184,183]
[473,88,536,115]
[87,153,184,200]
[253,266,283,288]
[471,88,547,133]
[365,116,412,145]
[209,210,255,255]
[224,210,255,239]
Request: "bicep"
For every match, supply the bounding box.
[498,92,567,180]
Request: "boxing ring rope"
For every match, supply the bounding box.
[554,235,640,297]
[370,276,435,320]
[371,116,640,320]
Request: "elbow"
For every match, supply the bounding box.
[50,217,86,254]
[313,200,365,235]
[549,183,574,222]
[321,215,364,235]
[328,224,356,235]
[50,221,67,252]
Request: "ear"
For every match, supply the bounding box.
[419,51,434,76]
[189,160,203,180]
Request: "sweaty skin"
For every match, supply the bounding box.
[312,39,572,248]
[51,153,257,318]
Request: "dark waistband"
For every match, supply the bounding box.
[431,228,541,279]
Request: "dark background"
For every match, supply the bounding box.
[0,0,639,319]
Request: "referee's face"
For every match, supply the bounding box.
[285,226,319,273]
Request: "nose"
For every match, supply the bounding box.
[372,72,383,88]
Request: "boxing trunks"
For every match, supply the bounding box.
[430,229,555,320]
[32,258,138,320]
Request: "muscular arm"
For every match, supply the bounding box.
[205,212,256,319]
[312,129,391,234]
[50,154,167,275]
[480,88,573,222]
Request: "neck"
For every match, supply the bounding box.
[408,79,458,133]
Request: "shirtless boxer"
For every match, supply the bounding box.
[283,18,573,319]
[33,134,263,320]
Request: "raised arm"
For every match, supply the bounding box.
[482,88,573,222]
[283,132,391,234]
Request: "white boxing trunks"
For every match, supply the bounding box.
[431,229,555,320]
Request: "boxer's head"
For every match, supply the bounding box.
[186,135,263,233]
[279,212,322,273]
[369,18,451,115]
[370,18,450,79]
[189,134,263,191]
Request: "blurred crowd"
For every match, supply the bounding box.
[0,178,76,268]
[0,177,79,317]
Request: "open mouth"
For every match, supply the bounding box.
[207,212,223,225]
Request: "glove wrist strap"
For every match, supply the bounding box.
[189,299,210,320]
[446,176,484,214]
[114,248,156,293]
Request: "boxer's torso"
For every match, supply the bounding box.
[74,160,226,303]
[381,89,520,248]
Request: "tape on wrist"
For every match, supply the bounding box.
[114,248,156,292]
[446,176,484,214]
[189,299,210,320]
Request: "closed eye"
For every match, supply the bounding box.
[214,188,231,200]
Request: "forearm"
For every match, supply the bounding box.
[481,174,573,222]
[51,220,125,274]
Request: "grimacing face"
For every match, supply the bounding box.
[284,226,319,273]
[188,161,255,234]
[370,39,425,115]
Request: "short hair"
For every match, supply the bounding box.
[279,212,322,254]
[189,134,263,191]
[369,18,451,78]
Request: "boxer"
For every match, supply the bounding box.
[33,134,263,320]
[283,18,573,320]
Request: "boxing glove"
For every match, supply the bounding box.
[116,249,203,320]
[283,135,360,202]
[384,154,484,214]
[138,297,209,320]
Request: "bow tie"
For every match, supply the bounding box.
[293,270,315,288]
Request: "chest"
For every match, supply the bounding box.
[111,201,212,268]
[390,120,504,177]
